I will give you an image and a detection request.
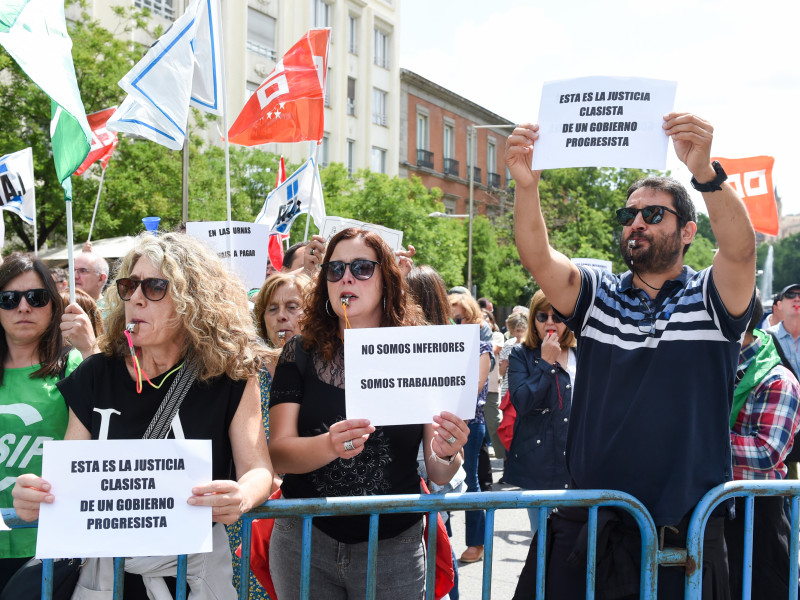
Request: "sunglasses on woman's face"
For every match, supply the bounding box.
[0,289,51,310]
[321,259,379,283]
[535,311,562,324]
[615,205,680,226]
[116,277,170,302]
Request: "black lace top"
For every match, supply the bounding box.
[270,336,425,543]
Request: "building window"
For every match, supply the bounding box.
[374,29,389,69]
[466,128,473,167]
[443,123,455,159]
[246,81,259,98]
[135,0,173,19]
[417,113,429,151]
[246,8,276,60]
[347,77,356,115]
[487,139,497,172]
[372,88,387,126]
[320,134,330,167]
[313,0,331,28]
[371,147,387,174]
[346,139,355,176]
[348,15,358,54]
[324,67,331,107]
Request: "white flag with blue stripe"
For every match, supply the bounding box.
[0,147,36,225]
[255,157,325,235]
[107,0,223,150]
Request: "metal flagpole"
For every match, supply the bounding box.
[217,0,233,263]
[303,141,320,241]
[87,166,106,243]
[66,201,75,305]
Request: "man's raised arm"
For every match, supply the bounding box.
[664,113,756,317]
[506,124,582,316]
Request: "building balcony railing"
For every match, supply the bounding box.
[469,166,482,183]
[443,158,459,177]
[346,99,356,116]
[487,172,501,188]
[417,149,434,169]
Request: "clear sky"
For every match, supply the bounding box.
[399,0,800,216]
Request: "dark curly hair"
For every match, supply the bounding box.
[300,228,423,360]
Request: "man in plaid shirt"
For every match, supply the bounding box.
[725,291,800,599]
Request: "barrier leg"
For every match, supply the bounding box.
[113,557,125,600]
[586,506,597,600]
[425,511,438,600]
[535,507,548,600]
[482,509,495,600]
[790,496,799,600]
[366,513,379,599]
[41,559,53,600]
[300,517,313,599]
[176,554,188,600]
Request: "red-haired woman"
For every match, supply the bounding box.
[267,228,470,599]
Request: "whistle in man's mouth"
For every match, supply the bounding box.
[628,239,637,249]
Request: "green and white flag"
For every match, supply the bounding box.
[0,0,91,200]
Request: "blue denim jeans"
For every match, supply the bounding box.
[464,421,487,547]
[269,516,425,600]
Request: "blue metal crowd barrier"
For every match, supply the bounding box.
[684,479,800,600]
[4,489,659,600]
[10,482,800,600]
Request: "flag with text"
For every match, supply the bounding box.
[714,156,779,236]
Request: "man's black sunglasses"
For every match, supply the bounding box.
[321,260,379,283]
[616,205,680,226]
[0,289,51,310]
[783,291,799,300]
[116,277,170,302]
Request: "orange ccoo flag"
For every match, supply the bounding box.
[713,156,779,236]
[74,107,118,176]
[228,29,329,146]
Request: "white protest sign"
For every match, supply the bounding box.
[185,221,269,290]
[320,217,404,251]
[532,76,677,170]
[572,257,613,272]
[36,439,212,559]
[344,324,479,426]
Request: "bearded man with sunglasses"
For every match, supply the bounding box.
[506,113,756,599]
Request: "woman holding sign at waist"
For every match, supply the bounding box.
[268,227,470,600]
[13,232,273,600]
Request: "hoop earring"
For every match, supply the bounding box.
[326,299,336,317]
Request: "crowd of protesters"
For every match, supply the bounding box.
[2,112,799,600]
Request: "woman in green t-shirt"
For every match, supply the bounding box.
[0,254,82,591]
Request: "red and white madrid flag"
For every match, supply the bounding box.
[74,107,119,175]
[228,28,330,146]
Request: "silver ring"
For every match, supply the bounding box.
[445,434,457,445]
[310,248,315,256]
[344,439,355,452]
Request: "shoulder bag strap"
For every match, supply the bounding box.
[142,355,199,440]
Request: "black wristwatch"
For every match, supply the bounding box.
[690,160,727,193]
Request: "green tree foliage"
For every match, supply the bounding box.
[301,165,468,286]
[770,233,800,292]
[1,5,285,251]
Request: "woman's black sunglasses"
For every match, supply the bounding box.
[535,311,562,324]
[615,205,680,226]
[321,260,379,283]
[116,278,170,302]
[0,289,51,310]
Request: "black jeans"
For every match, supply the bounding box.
[724,495,798,600]
[514,509,730,600]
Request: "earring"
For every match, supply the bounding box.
[383,297,386,311]
[326,299,336,317]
